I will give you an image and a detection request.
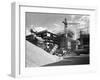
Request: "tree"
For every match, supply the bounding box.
[67,30,74,38]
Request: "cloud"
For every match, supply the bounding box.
[48,23,64,34]
[33,27,46,32]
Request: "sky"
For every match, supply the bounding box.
[25,12,89,39]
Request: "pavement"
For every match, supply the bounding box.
[26,41,61,67]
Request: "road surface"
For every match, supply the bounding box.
[43,55,89,66]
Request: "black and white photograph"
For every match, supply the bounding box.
[25,12,90,67]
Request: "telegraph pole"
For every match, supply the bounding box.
[62,18,68,36]
[62,18,68,50]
